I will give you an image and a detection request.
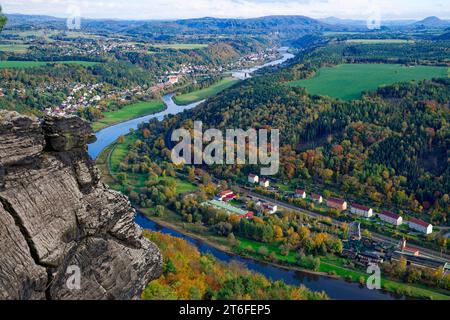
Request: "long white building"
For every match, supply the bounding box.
[408,217,433,235]
[379,211,403,226]
[350,204,373,218]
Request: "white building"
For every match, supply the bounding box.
[257,202,277,214]
[259,178,270,188]
[379,211,403,226]
[248,173,259,184]
[295,189,306,199]
[408,218,433,235]
[311,193,323,203]
[350,204,373,218]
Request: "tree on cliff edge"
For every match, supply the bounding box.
[0,6,6,32]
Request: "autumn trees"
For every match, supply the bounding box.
[142,231,328,300]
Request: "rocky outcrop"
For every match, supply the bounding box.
[0,111,162,300]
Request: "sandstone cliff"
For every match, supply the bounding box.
[0,110,162,300]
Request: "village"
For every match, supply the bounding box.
[37,45,280,116]
[196,172,449,273]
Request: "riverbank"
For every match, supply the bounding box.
[173,78,239,105]
[137,208,450,300]
[140,208,340,279]
[91,100,166,132]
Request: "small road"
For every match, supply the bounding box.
[232,185,450,262]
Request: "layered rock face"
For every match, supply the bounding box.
[0,111,162,300]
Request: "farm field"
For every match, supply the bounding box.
[173,78,239,105]
[91,100,165,132]
[0,60,99,68]
[0,44,30,53]
[288,63,449,100]
[151,43,209,50]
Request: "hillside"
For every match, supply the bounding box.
[414,16,450,28]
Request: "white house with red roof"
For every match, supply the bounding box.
[259,178,270,188]
[408,217,433,235]
[311,193,323,203]
[248,173,259,184]
[350,204,373,218]
[167,75,179,84]
[379,211,403,226]
[216,190,235,202]
[295,189,306,199]
[326,197,348,210]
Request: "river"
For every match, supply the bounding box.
[87,51,401,300]
[88,94,204,160]
[232,47,295,80]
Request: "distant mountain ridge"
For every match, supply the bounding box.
[414,16,450,27]
[3,14,329,40]
[3,13,450,38]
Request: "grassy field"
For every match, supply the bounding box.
[345,39,415,44]
[173,78,239,105]
[105,134,197,195]
[151,43,209,50]
[0,60,99,69]
[91,100,165,132]
[0,44,30,53]
[289,63,449,100]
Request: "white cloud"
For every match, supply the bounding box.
[1,0,449,20]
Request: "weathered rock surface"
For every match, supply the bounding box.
[0,110,162,300]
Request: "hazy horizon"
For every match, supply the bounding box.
[1,0,449,21]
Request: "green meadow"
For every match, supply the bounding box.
[0,60,99,69]
[289,63,449,100]
[91,100,166,132]
[173,78,239,105]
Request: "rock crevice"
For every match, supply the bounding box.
[0,111,162,300]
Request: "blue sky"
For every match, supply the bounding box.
[1,0,449,20]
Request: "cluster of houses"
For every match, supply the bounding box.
[248,178,433,236]
[292,189,434,235]
[248,173,270,188]
[230,49,279,69]
[44,78,172,116]
[209,188,278,219]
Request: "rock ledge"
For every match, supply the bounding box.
[0,111,162,300]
